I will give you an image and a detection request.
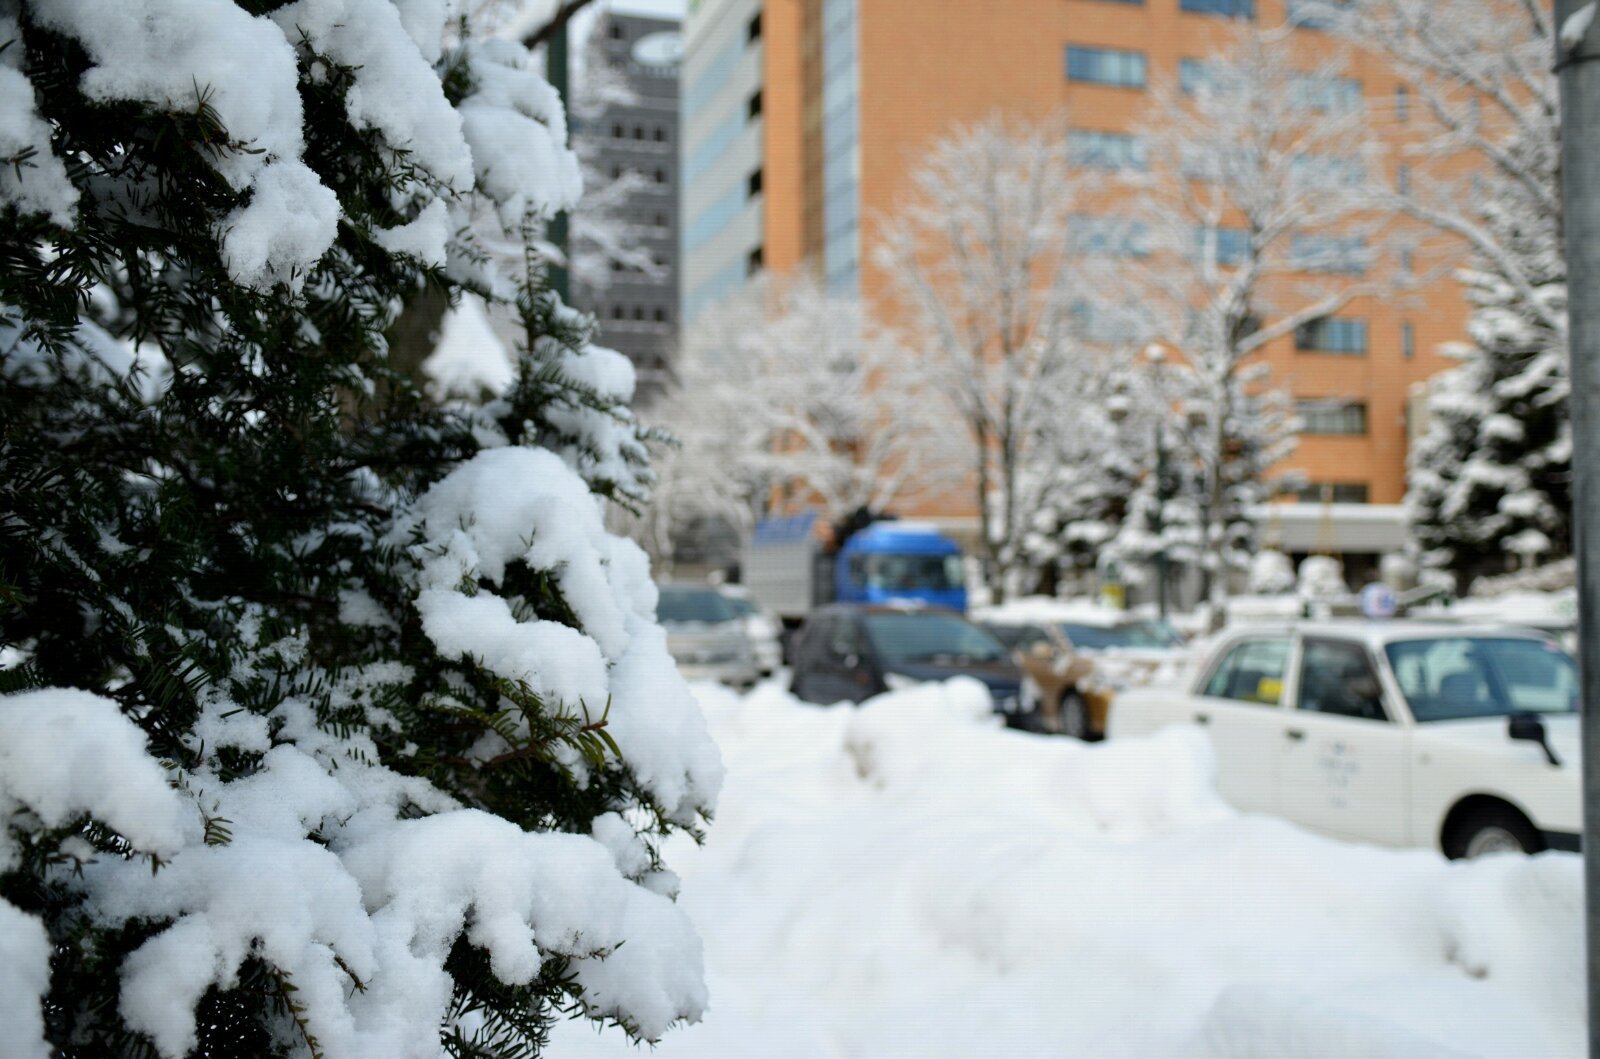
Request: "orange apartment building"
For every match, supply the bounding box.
[680,0,1473,573]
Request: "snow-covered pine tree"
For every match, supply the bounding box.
[1325,1,1568,579]
[0,3,719,1058]
[1405,126,1570,577]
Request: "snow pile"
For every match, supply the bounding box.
[549,680,1583,1059]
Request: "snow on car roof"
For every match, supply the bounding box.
[1215,619,1557,650]
[971,596,1134,628]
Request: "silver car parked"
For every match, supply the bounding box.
[658,585,761,688]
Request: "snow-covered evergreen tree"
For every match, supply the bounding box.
[1327,0,1570,576]
[0,3,719,1057]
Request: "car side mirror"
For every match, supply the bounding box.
[1509,712,1562,767]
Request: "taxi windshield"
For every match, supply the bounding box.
[1384,637,1579,722]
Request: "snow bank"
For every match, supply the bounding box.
[548,681,1583,1058]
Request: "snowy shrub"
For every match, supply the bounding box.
[0,3,718,1057]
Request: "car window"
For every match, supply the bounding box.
[657,587,737,624]
[862,612,1009,665]
[796,617,830,667]
[1202,638,1290,705]
[983,623,1051,652]
[724,596,756,618]
[1385,637,1579,722]
[826,618,863,662]
[1298,639,1387,722]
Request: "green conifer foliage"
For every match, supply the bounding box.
[0,4,717,1056]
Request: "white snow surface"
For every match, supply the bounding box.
[973,595,1138,628]
[548,679,1583,1059]
[1561,2,1596,50]
[424,293,515,399]
[0,14,77,223]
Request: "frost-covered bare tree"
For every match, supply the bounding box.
[1312,0,1570,578]
[877,115,1103,598]
[633,273,953,568]
[1127,27,1389,599]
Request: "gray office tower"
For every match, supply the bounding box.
[571,10,682,401]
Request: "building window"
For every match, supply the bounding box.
[1396,84,1410,122]
[633,125,644,140]
[747,13,761,42]
[1181,0,1254,18]
[1402,321,1415,359]
[612,305,624,319]
[1290,74,1364,112]
[654,307,668,323]
[1397,164,1411,196]
[1071,215,1153,258]
[654,212,667,228]
[1400,247,1415,274]
[654,127,667,143]
[1297,400,1368,435]
[747,168,763,198]
[611,123,623,138]
[1297,482,1370,503]
[1196,226,1250,266]
[1180,58,1215,95]
[654,167,667,184]
[610,164,622,179]
[747,90,763,121]
[1295,317,1368,354]
[1290,233,1368,274]
[1068,129,1148,170]
[1065,46,1147,88]
[747,246,764,275]
[1287,0,1348,28]
[633,306,644,320]
[608,22,623,40]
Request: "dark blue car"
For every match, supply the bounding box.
[789,605,1037,729]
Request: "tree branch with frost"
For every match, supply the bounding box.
[877,114,1100,597]
[1123,28,1392,597]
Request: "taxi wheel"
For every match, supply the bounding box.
[1446,804,1542,860]
[1060,691,1089,741]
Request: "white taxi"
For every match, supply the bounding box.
[1108,622,1581,857]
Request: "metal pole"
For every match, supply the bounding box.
[546,20,571,303]
[1554,3,1600,1055]
[1155,419,1170,619]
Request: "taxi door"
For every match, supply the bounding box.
[1189,636,1294,813]
[1277,637,1411,846]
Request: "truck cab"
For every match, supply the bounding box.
[835,522,967,613]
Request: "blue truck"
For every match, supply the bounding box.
[742,514,968,624]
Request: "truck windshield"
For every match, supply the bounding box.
[863,613,1008,665]
[1384,637,1579,722]
[863,554,963,592]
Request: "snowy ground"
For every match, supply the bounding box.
[550,679,1582,1058]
